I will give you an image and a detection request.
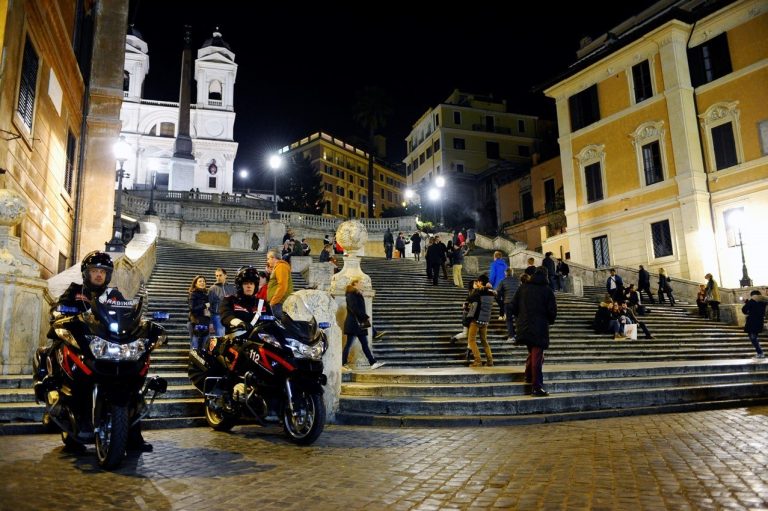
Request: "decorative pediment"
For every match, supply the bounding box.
[699,101,739,126]
[631,121,665,145]
[577,144,605,164]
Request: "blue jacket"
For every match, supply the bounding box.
[489,258,508,288]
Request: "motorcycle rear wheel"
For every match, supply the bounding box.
[94,404,129,469]
[205,401,237,431]
[282,391,325,445]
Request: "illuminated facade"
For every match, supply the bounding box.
[279,132,406,219]
[544,0,768,286]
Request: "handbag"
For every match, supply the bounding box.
[359,317,371,329]
[624,323,638,340]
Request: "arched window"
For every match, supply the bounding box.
[208,80,222,102]
[160,122,175,137]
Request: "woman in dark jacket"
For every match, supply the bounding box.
[188,275,210,351]
[410,232,422,261]
[342,277,385,370]
[742,290,768,358]
[510,267,557,396]
[657,268,675,306]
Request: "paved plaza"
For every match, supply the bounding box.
[1,407,767,510]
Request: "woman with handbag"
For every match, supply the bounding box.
[342,276,385,370]
[657,268,676,306]
[188,275,211,351]
[704,273,721,321]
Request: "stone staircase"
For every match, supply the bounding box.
[2,239,766,433]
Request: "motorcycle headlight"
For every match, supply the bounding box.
[87,335,146,361]
[285,337,325,361]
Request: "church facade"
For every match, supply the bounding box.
[119,29,238,194]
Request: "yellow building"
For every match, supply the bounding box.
[279,132,406,219]
[0,0,128,278]
[403,90,546,229]
[497,156,567,254]
[544,0,768,286]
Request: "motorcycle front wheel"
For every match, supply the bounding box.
[282,391,325,445]
[94,404,129,469]
[205,399,237,431]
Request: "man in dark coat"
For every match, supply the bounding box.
[637,265,655,303]
[383,228,394,260]
[542,252,557,291]
[425,238,444,286]
[510,266,557,396]
[742,290,768,359]
[606,269,625,302]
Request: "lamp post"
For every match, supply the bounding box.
[268,154,283,219]
[106,136,131,252]
[427,187,440,227]
[435,175,446,227]
[728,210,753,287]
[145,169,157,216]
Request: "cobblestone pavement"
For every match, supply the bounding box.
[1,407,768,511]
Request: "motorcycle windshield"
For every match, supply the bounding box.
[280,313,318,345]
[85,297,144,342]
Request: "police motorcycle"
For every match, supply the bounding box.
[189,297,329,445]
[33,295,168,469]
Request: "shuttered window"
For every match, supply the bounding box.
[17,37,39,131]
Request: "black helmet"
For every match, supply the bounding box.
[80,250,114,291]
[235,266,260,294]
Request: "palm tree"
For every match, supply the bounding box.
[353,86,393,218]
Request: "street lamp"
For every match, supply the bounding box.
[239,169,248,179]
[428,187,440,226]
[727,209,753,287]
[106,136,131,252]
[145,169,157,216]
[435,176,446,227]
[268,154,283,219]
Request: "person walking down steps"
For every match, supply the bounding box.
[343,276,385,371]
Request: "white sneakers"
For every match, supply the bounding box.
[371,361,386,370]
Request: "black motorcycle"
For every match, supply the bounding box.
[33,297,168,469]
[189,311,329,445]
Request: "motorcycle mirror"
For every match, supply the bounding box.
[152,311,170,322]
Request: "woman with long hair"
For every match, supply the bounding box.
[342,276,385,371]
[188,275,210,351]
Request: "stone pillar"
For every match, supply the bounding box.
[0,190,50,374]
[77,0,130,259]
[303,263,335,291]
[329,220,375,369]
[265,218,286,253]
[282,290,340,422]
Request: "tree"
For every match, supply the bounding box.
[353,86,393,218]
[278,155,326,215]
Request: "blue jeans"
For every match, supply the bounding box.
[342,334,376,365]
[272,302,283,320]
[211,314,224,337]
[749,333,764,356]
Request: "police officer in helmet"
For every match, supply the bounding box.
[220,266,270,332]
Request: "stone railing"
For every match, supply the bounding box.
[120,192,417,235]
[474,233,528,254]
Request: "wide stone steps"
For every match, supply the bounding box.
[335,361,768,425]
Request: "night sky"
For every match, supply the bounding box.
[131,0,659,190]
